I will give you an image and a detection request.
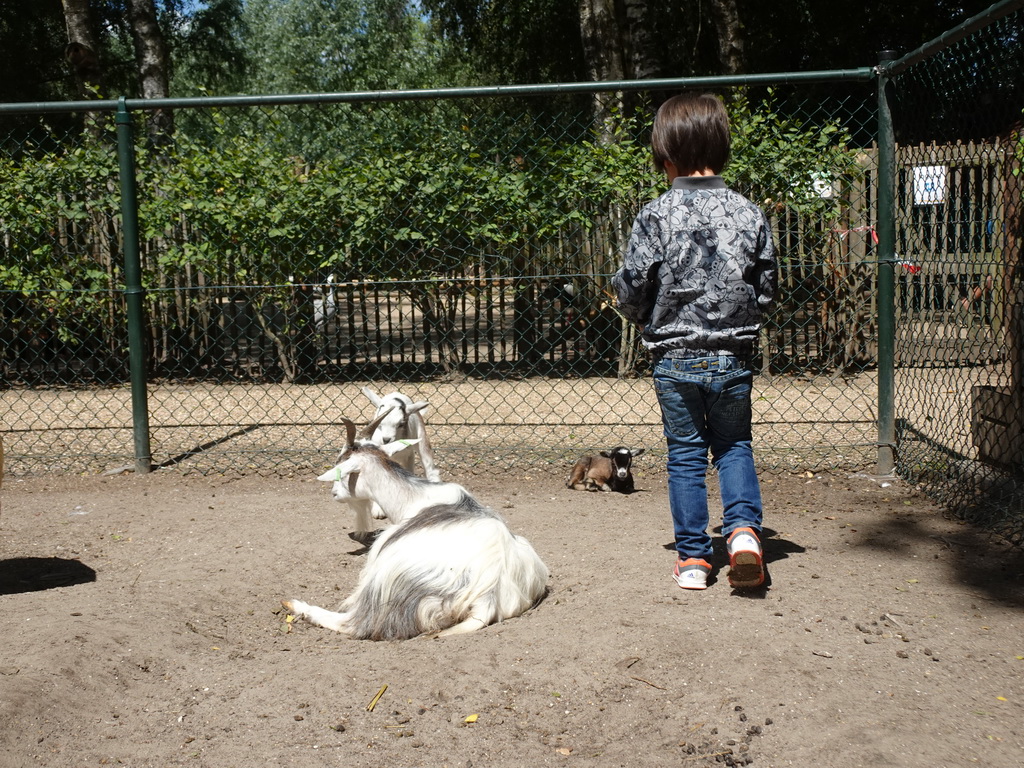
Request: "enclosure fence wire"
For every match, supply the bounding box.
[1,3,1023,548]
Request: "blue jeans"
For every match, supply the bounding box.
[653,355,764,562]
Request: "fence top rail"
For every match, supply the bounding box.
[880,0,1024,77]
[0,68,876,116]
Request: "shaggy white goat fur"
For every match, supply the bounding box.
[283,422,548,640]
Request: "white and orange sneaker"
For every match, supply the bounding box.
[727,527,765,589]
[674,557,712,590]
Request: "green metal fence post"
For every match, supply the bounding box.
[115,97,153,474]
[875,51,898,475]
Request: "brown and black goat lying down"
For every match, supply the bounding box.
[566,446,645,493]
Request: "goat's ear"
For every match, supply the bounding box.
[599,450,612,458]
[379,437,421,457]
[361,386,383,407]
[317,456,359,482]
[631,448,646,457]
[317,465,341,482]
[407,401,430,415]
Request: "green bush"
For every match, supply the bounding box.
[0,98,860,380]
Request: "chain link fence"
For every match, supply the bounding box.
[886,1,1024,546]
[0,81,880,476]
[1,3,1022,546]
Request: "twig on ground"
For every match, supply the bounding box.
[631,676,666,690]
[366,684,388,711]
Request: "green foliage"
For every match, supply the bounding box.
[421,0,997,85]
[0,0,68,103]
[727,92,862,219]
[740,0,999,72]
[324,129,656,278]
[0,127,122,345]
[243,0,447,94]
[139,113,317,284]
[420,0,587,85]
[0,95,860,374]
[169,0,250,96]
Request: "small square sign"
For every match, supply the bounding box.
[913,165,946,205]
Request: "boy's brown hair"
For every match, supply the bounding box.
[651,93,731,175]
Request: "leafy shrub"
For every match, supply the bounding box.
[0,97,860,380]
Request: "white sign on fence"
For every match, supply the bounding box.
[913,165,947,205]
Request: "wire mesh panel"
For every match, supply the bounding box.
[4,7,1022,548]
[889,3,1024,545]
[1,81,889,479]
[0,109,133,471]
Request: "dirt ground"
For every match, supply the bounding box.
[1,465,1022,768]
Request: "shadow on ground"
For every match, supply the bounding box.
[855,516,1024,608]
[0,557,96,595]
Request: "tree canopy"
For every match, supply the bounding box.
[421,0,1001,85]
[242,0,451,94]
[0,0,1006,106]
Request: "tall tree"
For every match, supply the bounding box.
[169,0,249,96]
[578,0,626,82]
[126,0,170,101]
[422,0,586,85]
[16,0,246,104]
[61,0,104,97]
[126,0,172,138]
[0,0,70,103]
[426,0,1000,87]
[624,0,660,80]
[578,0,659,132]
[709,0,744,75]
[244,0,443,93]
[736,0,998,72]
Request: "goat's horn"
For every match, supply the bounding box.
[361,405,395,438]
[340,417,356,449]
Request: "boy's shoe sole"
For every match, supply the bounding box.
[674,557,712,590]
[727,528,765,589]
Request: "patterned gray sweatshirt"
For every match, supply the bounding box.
[612,175,777,359]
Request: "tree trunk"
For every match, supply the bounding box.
[60,0,103,96]
[579,0,663,134]
[411,278,466,378]
[578,0,627,82]
[623,0,659,80]
[126,0,174,142]
[708,0,745,75]
[578,0,628,137]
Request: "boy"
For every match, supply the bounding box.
[612,93,776,590]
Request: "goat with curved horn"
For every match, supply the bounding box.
[286,436,549,640]
[335,408,394,465]
[359,406,395,440]
[360,388,440,482]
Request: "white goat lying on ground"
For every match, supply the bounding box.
[283,417,549,640]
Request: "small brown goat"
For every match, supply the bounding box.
[566,447,644,493]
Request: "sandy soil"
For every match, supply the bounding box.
[1,466,1022,768]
